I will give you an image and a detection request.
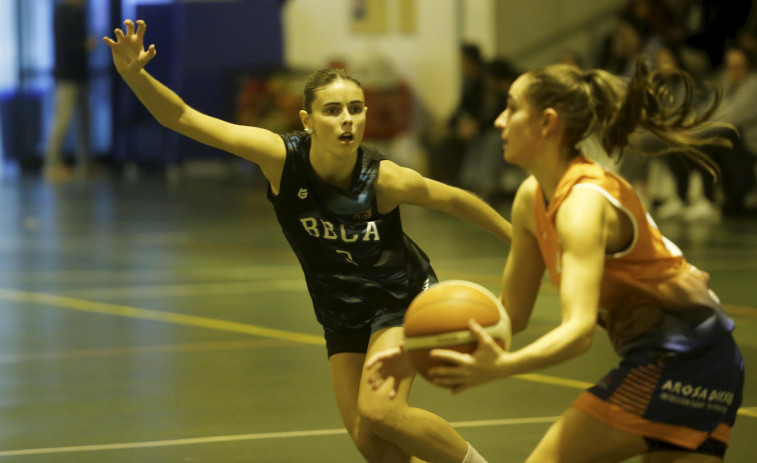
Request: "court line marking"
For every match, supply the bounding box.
[0,288,325,346]
[58,279,307,300]
[0,416,561,457]
[37,281,757,320]
[0,288,752,418]
[0,339,296,364]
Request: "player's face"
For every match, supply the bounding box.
[493,75,541,167]
[305,80,367,156]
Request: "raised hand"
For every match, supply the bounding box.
[427,319,507,393]
[103,19,156,78]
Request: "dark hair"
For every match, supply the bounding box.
[523,61,731,176]
[302,68,362,113]
[486,58,519,82]
[461,43,483,64]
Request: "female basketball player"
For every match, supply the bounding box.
[370,62,744,462]
[104,19,511,463]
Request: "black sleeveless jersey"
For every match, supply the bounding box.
[267,131,435,330]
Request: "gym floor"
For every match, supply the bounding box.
[0,171,754,462]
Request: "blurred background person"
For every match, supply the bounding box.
[644,43,723,221]
[43,0,95,182]
[424,43,485,186]
[709,43,757,216]
[458,58,525,203]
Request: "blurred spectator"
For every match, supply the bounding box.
[424,43,485,185]
[624,0,675,38]
[738,27,757,56]
[679,0,754,69]
[647,43,723,221]
[44,0,94,182]
[709,44,757,216]
[597,10,663,77]
[631,42,757,220]
[459,58,525,201]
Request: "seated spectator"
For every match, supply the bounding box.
[646,43,723,221]
[459,58,525,201]
[709,44,757,216]
[424,43,485,186]
[597,8,663,77]
[682,0,753,69]
[631,43,757,220]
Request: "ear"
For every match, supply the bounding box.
[540,108,559,137]
[299,109,311,131]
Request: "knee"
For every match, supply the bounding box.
[357,391,405,439]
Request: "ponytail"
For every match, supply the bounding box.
[525,61,732,177]
[596,60,729,175]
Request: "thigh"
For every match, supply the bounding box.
[526,405,647,463]
[360,327,416,407]
[328,352,365,435]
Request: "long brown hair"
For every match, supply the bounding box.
[523,61,731,176]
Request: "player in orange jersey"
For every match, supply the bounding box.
[370,61,744,462]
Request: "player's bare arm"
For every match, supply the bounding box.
[501,177,544,334]
[103,19,286,190]
[493,188,605,376]
[376,160,512,243]
[429,188,607,391]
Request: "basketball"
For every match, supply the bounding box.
[403,280,511,381]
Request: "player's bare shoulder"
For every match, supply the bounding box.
[512,176,538,210]
[375,160,424,213]
[512,175,538,232]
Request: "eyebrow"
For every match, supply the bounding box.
[323,100,364,105]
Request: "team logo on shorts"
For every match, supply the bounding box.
[297,188,308,199]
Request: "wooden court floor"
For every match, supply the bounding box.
[0,173,754,462]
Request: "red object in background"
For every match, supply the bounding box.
[234,72,413,140]
[363,81,412,139]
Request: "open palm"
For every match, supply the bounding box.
[103,19,156,77]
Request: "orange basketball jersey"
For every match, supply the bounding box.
[533,156,733,354]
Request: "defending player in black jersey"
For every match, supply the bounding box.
[105,20,511,463]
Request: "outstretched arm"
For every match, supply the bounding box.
[375,160,512,244]
[103,20,285,187]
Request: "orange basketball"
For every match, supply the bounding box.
[403,280,511,382]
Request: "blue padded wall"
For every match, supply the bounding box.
[114,0,284,165]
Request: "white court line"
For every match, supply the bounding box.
[0,416,559,457]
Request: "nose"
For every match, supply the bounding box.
[342,108,353,125]
[494,109,508,131]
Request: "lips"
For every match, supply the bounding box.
[339,132,354,142]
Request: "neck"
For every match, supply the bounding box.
[530,147,576,201]
[309,142,358,190]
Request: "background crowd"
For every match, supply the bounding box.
[424,0,757,220]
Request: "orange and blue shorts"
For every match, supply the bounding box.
[574,333,744,456]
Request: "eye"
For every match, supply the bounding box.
[324,107,339,115]
[350,105,364,114]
